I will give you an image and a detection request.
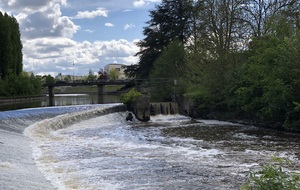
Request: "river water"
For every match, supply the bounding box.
[0,95,299,190]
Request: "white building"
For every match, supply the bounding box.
[104,63,127,80]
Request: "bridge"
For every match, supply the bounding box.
[43,80,134,97]
[43,80,134,105]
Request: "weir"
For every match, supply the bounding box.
[129,96,179,121]
[150,102,179,115]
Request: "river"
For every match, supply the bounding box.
[0,95,299,189]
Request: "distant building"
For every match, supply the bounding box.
[55,74,84,81]
[104,63,127,80]
[23,71,34,76]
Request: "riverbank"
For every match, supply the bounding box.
[177,95,300,134]
[0,95,46,105]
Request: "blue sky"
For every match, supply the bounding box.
[0,0,161,76]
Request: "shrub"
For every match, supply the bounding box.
[120,88,142,104]
[241,156,300,190]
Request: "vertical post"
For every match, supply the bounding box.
[73,62,75,83]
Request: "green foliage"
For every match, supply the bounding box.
[45,75,55,84]
[241,156,300,190]
[109,68,120,80]
[86,69,97,81]
[228,34,300,125]
[150,40,186,101]
[120,88,142,104]
[0,74,41,97]
[0,12,22,79]
[64,75,71,82]
[134,0,194,78]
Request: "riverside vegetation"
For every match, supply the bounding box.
[122,1,300,188]
[124,0,300,133]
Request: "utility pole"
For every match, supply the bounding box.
[73,62,75,83]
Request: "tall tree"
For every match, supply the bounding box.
[241,0,299,37]
[0,12,23,79]
[150,40,186,101]
[132,0,194,79]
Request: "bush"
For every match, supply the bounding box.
[120,88,142,104]
[0,74,42,97]
[241,156,300,190]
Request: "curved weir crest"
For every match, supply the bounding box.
[24,104,125,141]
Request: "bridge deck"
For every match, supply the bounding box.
[43,80,133,87]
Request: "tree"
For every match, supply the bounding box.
[64,75,71,82]
[241,0,299,37]
[0,12,22,79]
[150,40,186,101]
[131,0,194,78]
[109,68,120,80]
[86,69,97,81]
[45,75,55,84]
[185,0,247,112]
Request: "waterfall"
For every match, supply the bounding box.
[150,102,179,115]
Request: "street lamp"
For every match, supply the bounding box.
[73,62,74,83]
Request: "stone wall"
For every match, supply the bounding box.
[131,95,150,122]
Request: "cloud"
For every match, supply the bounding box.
[23,38,139,76]
[133,0,146,8]
[16,3,79,39]
[124,24,136,30]
[73,8,108,19]
[105,22,114,27]
[133,0,161,8]
[0,0,68,12]
[84,29,95,33]
[0,0,156,76]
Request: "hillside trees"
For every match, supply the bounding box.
[0,12,23,78]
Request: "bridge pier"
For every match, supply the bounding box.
[97,85,104,104]
[48,86,55,97]
[48,86,55,106]
[97,85,104,95]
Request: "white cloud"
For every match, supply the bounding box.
[124,24,136,30]
[84,29,95,33]
[22,38,139,76]
[133,0,161,8]
[0,0,154,76]
[133,0,146,8]
[17,3,79,39]
[0,0,68,12]
[73,8,108,19]
[105,22,114,27]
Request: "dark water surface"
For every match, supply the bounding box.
[0,94,120,111]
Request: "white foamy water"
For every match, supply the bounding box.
[5,104,297,190]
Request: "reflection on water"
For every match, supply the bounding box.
[0,94,120,111]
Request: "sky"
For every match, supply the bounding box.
[0,0,161,77]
